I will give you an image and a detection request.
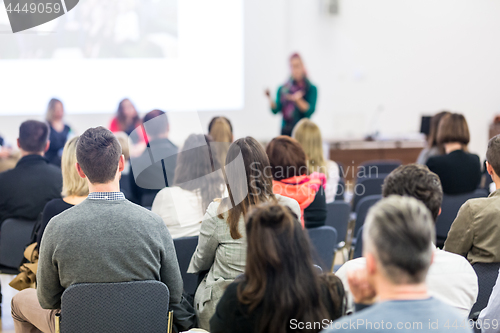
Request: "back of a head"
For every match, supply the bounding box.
[76,127,122,184]
[240,203,332,333]
[174,134,224,211]
[266,136,307,180]
[427,111,450,147]
[113,131,130,161]
[292,119,326,174]
[436,113,470,147]
[143,109,169,139]
[487,135,500,177]
[45,98,63,123]
[222,137,275,239]
[364,196,435,285]
[382,164,443,222]
[208,117,233,143]
[19,120,50,154]
[61,136,89,197]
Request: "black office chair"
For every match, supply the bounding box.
[350,195,381,257]
[325,201,350,249]
[469,262,500,320]
[352,226,364,259]
[353,194,382,239]
[359,160,402,175]
[352,174,388,211]
[56,281,171,333]
[436,189,489,247]
[335,178,346,201]
[0,218,37,273]
[173,236,199,297]
[307,226,338,272]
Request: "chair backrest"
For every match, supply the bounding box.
[307,226,338,272]
[335,178,346,201]
[325,201,350,246]
[352,174,388,211]
[359,160,402,175]
[0,218,37,269]
[470,263,500,317]
[436,189,489,242]
[353,226,364,259]
[60,281,169,333]
[173,236,199,296]
[353,195,382,239]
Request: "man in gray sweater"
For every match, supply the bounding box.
[11,126,183,333]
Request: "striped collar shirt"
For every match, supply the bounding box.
[88,192,125,201]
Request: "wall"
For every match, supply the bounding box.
[2,0,500,159]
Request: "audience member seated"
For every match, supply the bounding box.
[114,131,134,200]
[426,113,481,194]
[187,137,301,329]
[11,127,184,333]
[293,118,339,203]
[129,110,178,207]
[0,134,20,173]
[416,111,449,165]
[324,196,472,333]
[0,120,62,225]
[45,98,72,166]
[266,135,326,228]
[209,116,233,143]
[37,136,89,248]
[208,116,233,169]
[152,134,225,238]
[109,98,142,136]
[336,164,478,318]
[210,203,345,333]
[445,135,500,264]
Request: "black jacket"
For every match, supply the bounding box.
[304,189,327,229]
[426,149,481,195]
[128,138,178,207]
[0,155,62,224]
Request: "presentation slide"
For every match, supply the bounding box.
[0,0,244,115]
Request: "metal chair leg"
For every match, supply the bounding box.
[55,313,61,333]
[167,310,174,333]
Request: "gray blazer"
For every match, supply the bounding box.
[187,194,301,329]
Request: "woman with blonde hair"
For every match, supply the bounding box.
[37,136,89,247]
[293,119,339,203]
[208,117,233,168]
[45,98,72,166]
[208,117,233,143]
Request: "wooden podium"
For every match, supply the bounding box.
[329,139,425,182]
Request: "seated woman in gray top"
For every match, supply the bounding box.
[187,137,301,330]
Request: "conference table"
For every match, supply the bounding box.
[328,139,425,183]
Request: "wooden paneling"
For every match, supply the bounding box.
[329,142,423,182]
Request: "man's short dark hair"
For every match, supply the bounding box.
[487,135,500,177]
[382,164,443,222]
[76,127,122,184]
[143,110,168,139]
[19,120,50,153]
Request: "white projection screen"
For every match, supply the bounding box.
[0,0,244,115]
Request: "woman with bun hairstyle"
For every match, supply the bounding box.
[210,203,345,333]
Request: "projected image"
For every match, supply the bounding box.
[0,0,178,59]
